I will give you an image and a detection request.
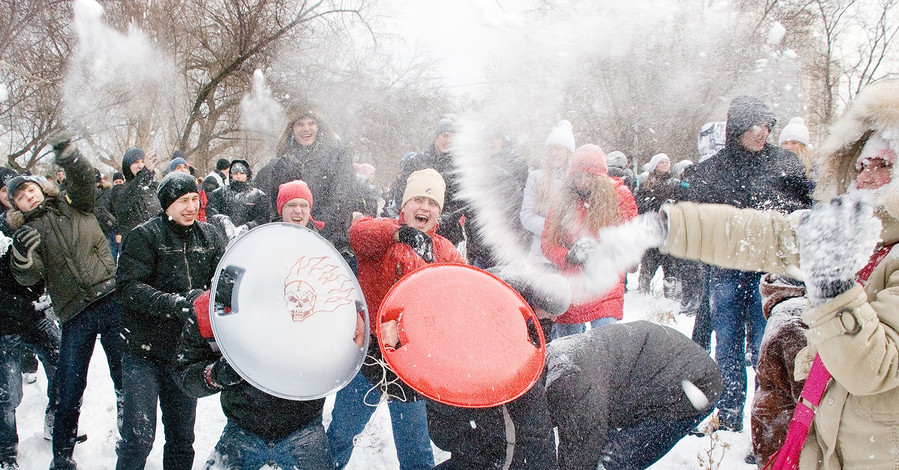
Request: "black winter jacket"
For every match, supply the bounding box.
[0,209,45,336]
[94,184,117,237]
[205,181,270,229]
[254,138,354,252]
[427,374,557,469]
[635,172,680,214]
[684,96,812,213]
[174,313,325,442]
[545,321,722,470]
[116,215,226,362]
[111,167,161,243]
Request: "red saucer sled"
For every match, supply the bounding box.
[377,264,546,408]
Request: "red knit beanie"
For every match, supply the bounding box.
[569,144,608,176]
[277,180,314,215]
[277,180,325,229]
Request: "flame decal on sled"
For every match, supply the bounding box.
[283,256,354,322]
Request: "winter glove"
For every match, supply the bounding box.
[797,195,882,306]
[175,289,205,321]
[396,225,435,262]
[214,266,244,307]
[11,226,41,268]
[45,130,80,165]
[204,356,243,390]
[565,237,597,266]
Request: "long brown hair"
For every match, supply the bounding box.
[545,172,622,247]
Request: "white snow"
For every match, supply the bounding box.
[767,22,786,46]
[12,273,757,469]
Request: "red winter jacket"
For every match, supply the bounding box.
[350,216,465,332]
[541,179,637,324]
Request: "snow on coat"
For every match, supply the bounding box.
[545,320,722,470]
[540,178,637,324]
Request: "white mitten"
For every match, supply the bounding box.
[797,194,882,306]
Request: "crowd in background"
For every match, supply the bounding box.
[0,79,895,470]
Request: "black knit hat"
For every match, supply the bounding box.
[157,172,198,210]
[216,158,231,171]
[6,175,44,198]
[122,147,146,181]
[0,168,18,189]
[229,159,251,179]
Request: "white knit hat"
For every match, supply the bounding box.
[778,117,811,147]
[402,168,446,211]
[545,120,575,153]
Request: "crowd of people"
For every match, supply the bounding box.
[0,79,896,470]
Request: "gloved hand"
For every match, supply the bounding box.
[396,225,435,262]
[566,237,597,266]
[174,289,205,321]
[11,226,41,267]
[214,266,244,307]
[797,195,882,306]
[206,356,243,389]
[45,130,80,165]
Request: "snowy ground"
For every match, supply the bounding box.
[13,273,757,469]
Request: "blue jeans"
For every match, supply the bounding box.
[708,267,765,427]
[551,317,617,340]
[600,411,711,469]
[0,335,23,463]
[327,371,433,470]
[53,296,123,468]
[205,419,332,470]
[116,353,196,470]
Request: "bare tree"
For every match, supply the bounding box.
[0,0,71,172]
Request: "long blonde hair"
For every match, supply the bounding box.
[545,173,622,246]
[793,143,814,177]
[536,148,571,213]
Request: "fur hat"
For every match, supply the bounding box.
[813,79,899,202]
[434,119,457,139]
[606,151,627,169]
[569,144,608,177]
[216,158,231,171]
[0,168,18,189]
[778,117,811,147]
[157,172,198,210]
[545,120,576,154]
[276,98,336,155]
[402,169,446,211]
